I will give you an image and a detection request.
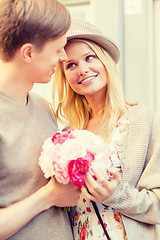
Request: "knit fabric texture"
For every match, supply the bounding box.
[0,91,73,240]
[102,102,160,240]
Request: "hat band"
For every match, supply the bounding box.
[67,29,93,37]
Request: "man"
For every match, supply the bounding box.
[0,0,81,239]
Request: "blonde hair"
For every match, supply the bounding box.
[52,39,130,141]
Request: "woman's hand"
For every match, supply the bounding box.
[82,168,121,202]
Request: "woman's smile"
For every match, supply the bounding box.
[78,74,98,85]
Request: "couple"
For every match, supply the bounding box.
[0,0,160,239]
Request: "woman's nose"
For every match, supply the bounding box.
[77,62,89,76]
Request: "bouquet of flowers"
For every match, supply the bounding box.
[39,128,117,240]
[38,129,113,188]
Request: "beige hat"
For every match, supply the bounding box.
[66,20,120,63]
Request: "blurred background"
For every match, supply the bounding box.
[32,0,160,236]
[32,0,160,116]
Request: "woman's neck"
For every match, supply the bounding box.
[87,111,104,131]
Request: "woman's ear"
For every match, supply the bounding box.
[20,43,33,62]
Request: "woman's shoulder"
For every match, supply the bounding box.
[129,101,152,111]
[128,102,160,132]
[128,102,154,119]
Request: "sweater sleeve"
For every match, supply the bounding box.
[102,104,160,224]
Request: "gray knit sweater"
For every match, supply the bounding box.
[0,91,73,240]
[102,102,160,240]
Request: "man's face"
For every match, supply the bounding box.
[30,34,67,84]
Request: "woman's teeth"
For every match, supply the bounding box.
[80,75,97,84]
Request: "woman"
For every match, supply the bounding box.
[52,20,160,240]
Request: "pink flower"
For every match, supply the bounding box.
[68,152,94,188]
[51,161,70,184]
[80,225,87,240]
[52,129,74,144]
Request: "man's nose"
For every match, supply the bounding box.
[58,48,67,62]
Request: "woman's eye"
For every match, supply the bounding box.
[86,55,96,61]
[66,62,76,70]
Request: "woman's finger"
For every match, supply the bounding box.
[83,167,122,202]
[81,186,95,201]
[93,167,122,188]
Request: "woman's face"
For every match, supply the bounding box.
[63,41,108,98]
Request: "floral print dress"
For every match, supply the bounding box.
[70,112,130,240]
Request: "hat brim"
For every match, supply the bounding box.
[67,34,120,63]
